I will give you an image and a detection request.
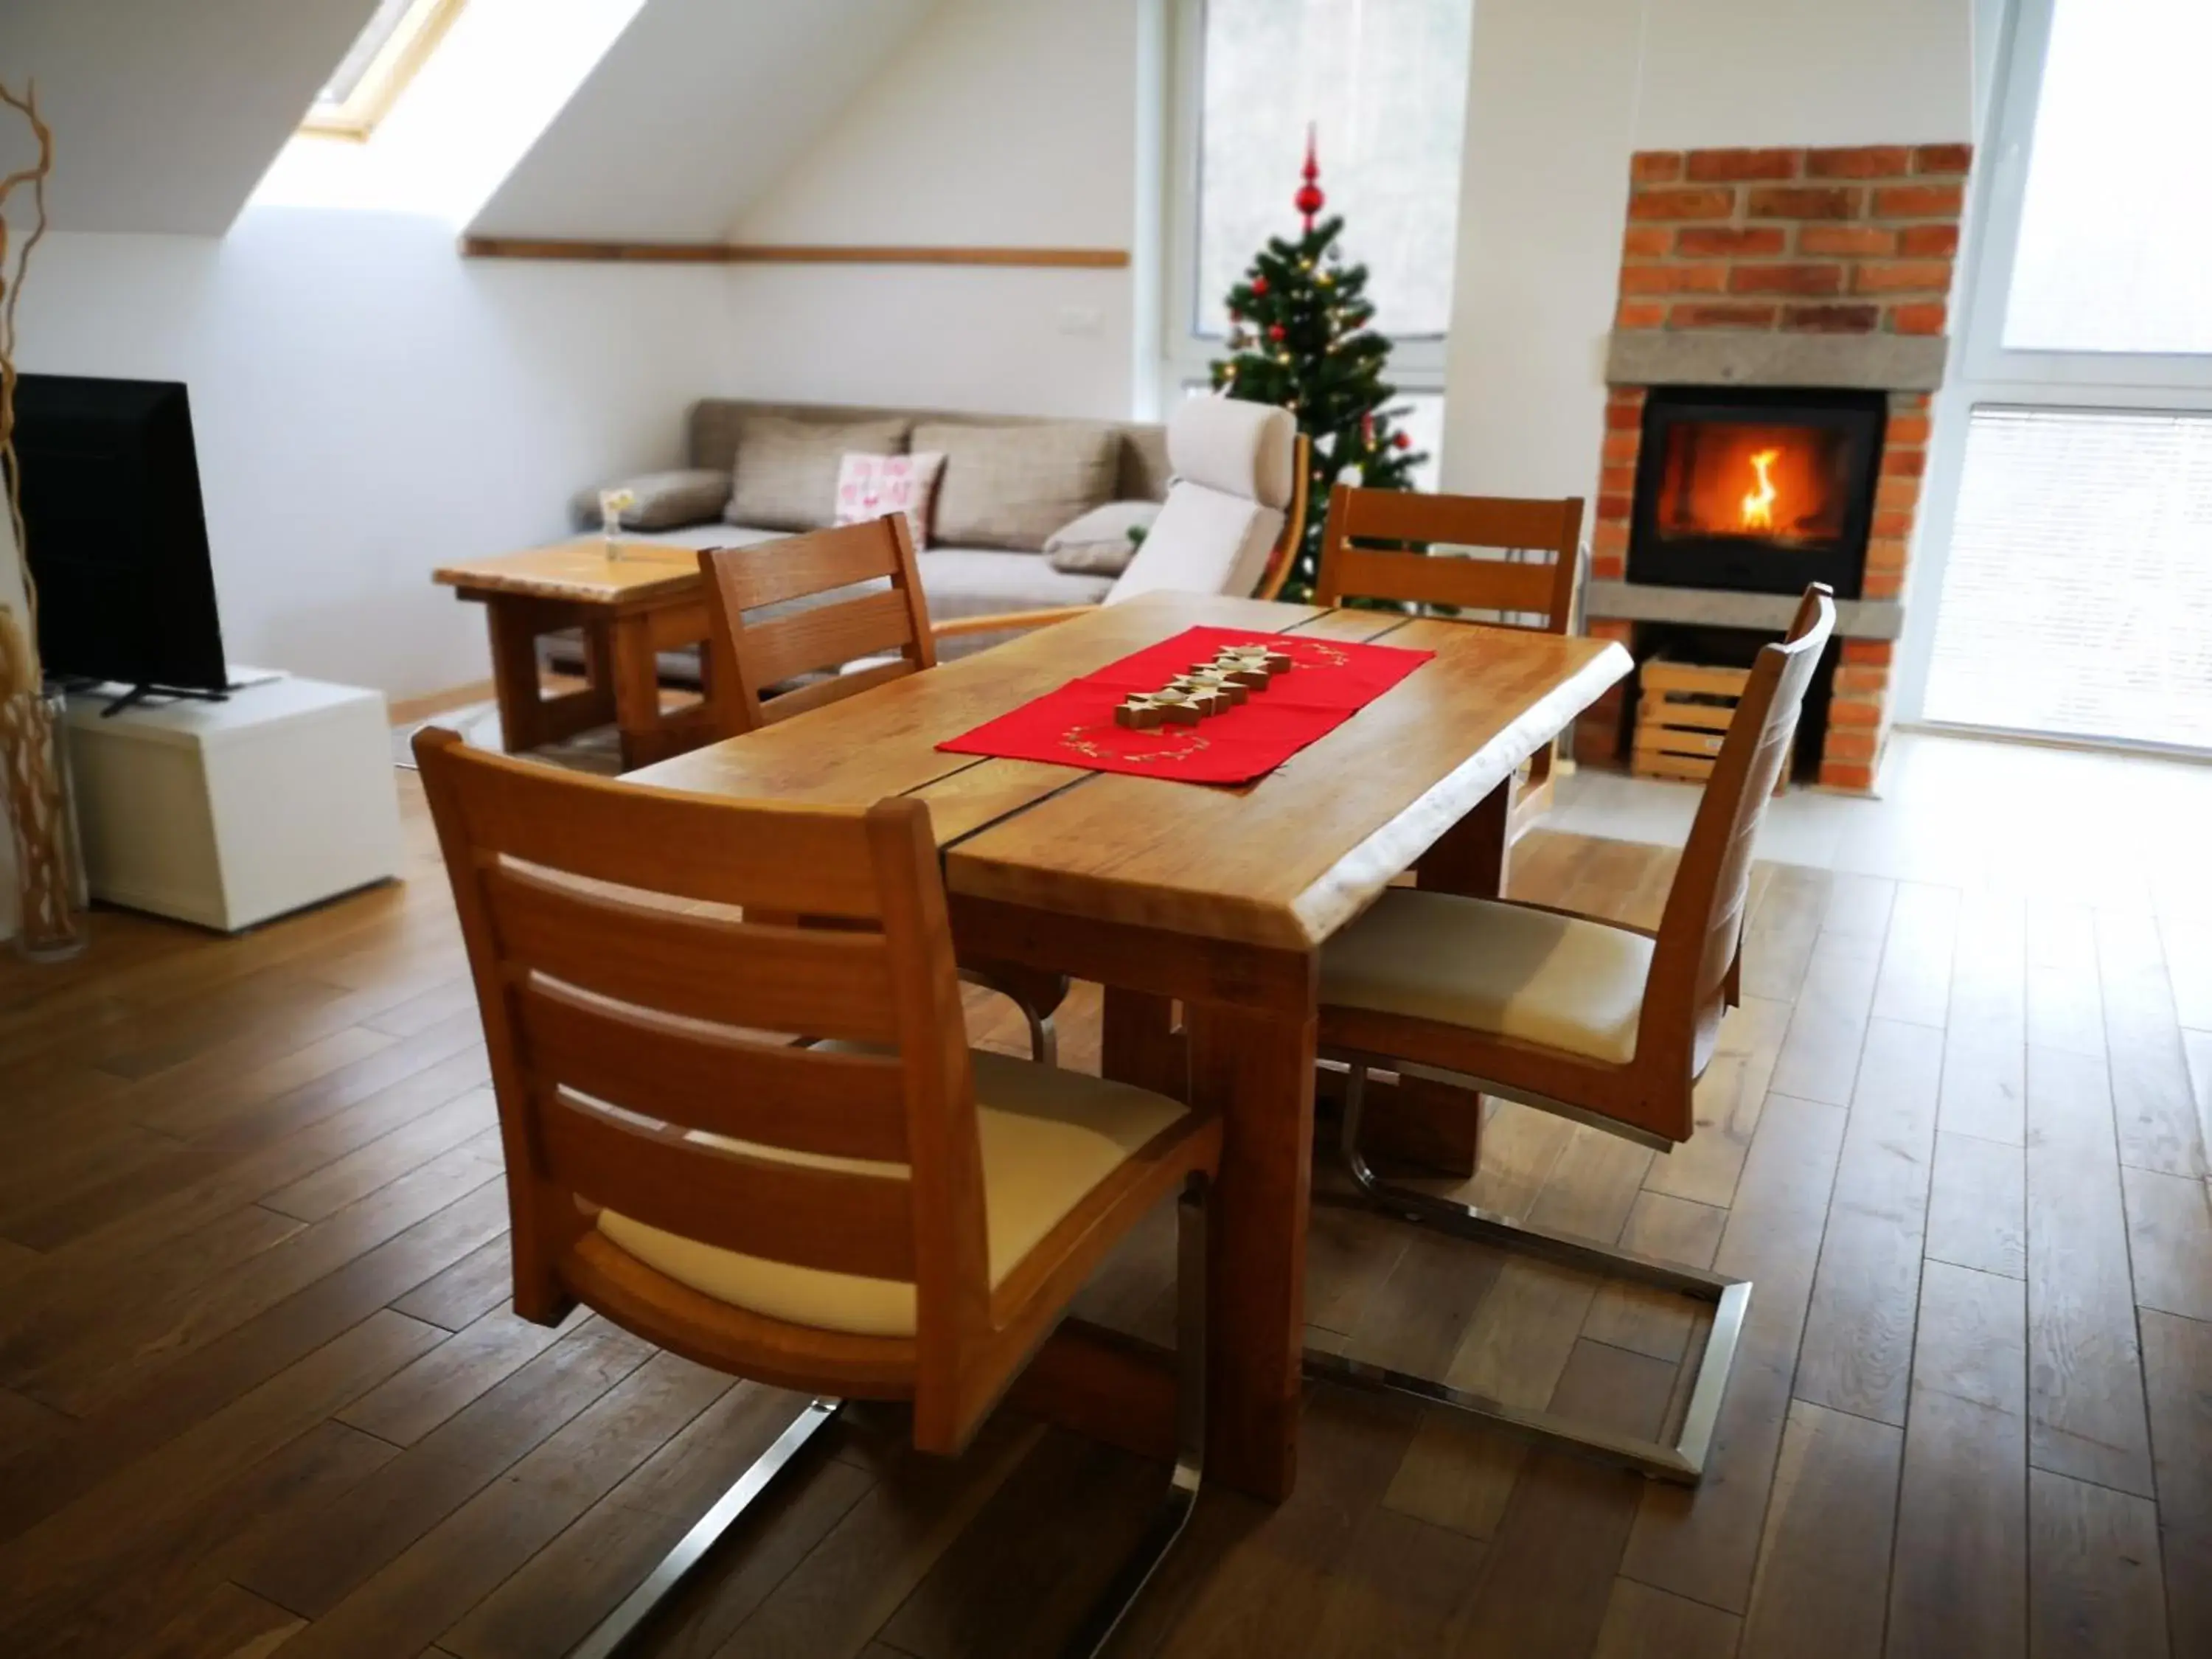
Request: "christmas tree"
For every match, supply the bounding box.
[1211,130,1425,601]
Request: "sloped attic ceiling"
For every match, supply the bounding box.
[467,0,935,243]
[0,0,378,235]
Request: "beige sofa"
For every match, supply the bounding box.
[574,399,1172,671]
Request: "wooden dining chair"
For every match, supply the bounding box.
[1303,584,1834,1484]
[698,513,936,735]
[699,514,1064,1062]
[414,725,1219,1659]
[1315,484,1585,841]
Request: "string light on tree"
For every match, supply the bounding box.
[1209,125,1425,601]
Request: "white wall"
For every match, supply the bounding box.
[14,214,725,698]
[257,0,652,226]
[1439,0,1646,501]
[1634,0,1977,149]
[2,0,739,711]
[0,0,374,235]
[719,0,1144,420]
[472,0,936,243]
[1438,0,1980,501]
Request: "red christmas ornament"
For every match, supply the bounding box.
[1267,324,1287,342]
[1393,431,1412,450]
[1360,412,1375,447]
[1295,124,1326,230]
[1251,276,1268,297]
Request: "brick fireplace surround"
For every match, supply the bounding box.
[1579,143,1972,792]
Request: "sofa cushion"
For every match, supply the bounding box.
[917,422,1119,552]
[689,400,1169,501]
[918,547,1113,661]
[726,415,909,531]
[549,529,1116,683]
[570,469,732,532]
[834,451,945,547]
[613,524,788,552]
[622,528,1110,616]
[919,546,1114,620]
[1044,500,1161,577]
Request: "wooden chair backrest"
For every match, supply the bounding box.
[1643,585,1836,1074]
[1314,485,1583,633]
[412,727,986,1399]
[700,515,936,736]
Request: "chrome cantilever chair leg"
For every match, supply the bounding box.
[1057,1172,1208,1659]
[958,967,1060,1065]
[1302,1062,1749,1485]
[567,1397,843,1659]
[567,1178,1207,1659]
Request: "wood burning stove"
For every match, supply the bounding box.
[1627,386,1886,601]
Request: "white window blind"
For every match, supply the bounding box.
[2003,0,2212,355]
[1924,408,2212,750]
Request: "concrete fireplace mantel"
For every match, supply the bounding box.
[1585,580,1905,641]
[1604,330,1948,392]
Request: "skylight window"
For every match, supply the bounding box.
[303,0,468,139]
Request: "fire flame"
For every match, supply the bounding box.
[1739,448,1781,532]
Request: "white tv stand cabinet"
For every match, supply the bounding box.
[63,671,403,932]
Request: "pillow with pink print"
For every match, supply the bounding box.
[832,450,946,547]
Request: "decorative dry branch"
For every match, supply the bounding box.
[0,79,78,957]
[1,77,55,666]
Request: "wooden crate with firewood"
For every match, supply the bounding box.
[1632,658,1751,784]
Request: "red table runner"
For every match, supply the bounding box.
[936,625,1435,785]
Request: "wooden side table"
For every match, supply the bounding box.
[432,540,718,771]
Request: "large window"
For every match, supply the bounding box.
[1924,409,2212,748]
[2000,0,2212,355]
[1166,0,1474,397]
[1898,0,2212,754]
[303,0,468,139]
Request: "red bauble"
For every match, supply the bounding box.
[1295,125,1326,230]
[1392,431,1412,450]
[1251,276,1269,296]
[1267,324,1287,342]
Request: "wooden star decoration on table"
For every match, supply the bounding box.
[1116,644,1295,728]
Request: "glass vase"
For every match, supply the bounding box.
[4,688,88,962]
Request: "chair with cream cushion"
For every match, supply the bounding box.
[932,395,1308,641]
[1315,484,1585,841]
[1321,894,1652,1065]
[697,514,1065,1066]
[414,727,1217,1659]
[1305,585,1835,1484]
[1107,396,1298,603]
[697,514,937,736]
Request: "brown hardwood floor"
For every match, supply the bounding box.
[1,770,2206,1658]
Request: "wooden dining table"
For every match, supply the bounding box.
[625,590,1632,1500]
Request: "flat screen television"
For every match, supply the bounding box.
[10,373,229,706]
